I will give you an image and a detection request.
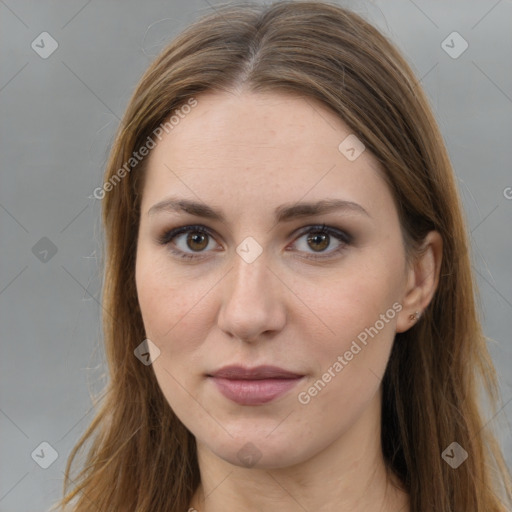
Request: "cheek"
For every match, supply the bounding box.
[300,257,402,346]
[292,251,403,402]
[135,252,209,416]
[135,248,217,355]
[135,262,178,341]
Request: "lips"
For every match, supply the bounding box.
[209,365,303,380]
[208,365,304,405]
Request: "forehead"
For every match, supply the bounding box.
[150,91,361,162]
[140,91,392,219]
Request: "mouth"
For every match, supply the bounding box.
[207,365,305,406]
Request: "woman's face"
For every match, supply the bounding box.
[135,91,411,469]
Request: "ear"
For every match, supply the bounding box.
[396,230,443,333]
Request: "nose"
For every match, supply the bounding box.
[217,251,287,343]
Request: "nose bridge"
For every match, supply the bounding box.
[228,242,272,305]
[218,247,285,341]
[229,229,272,295]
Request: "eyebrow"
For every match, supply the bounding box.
[148,196,371,222]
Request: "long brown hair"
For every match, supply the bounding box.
[52,2,512,510]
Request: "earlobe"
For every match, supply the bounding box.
[408,310,422,322]
[396,231,443,333]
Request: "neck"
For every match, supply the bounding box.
[188,390,409,512]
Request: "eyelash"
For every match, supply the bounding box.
[157,224,352,261]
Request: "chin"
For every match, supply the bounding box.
[201,430,312,470]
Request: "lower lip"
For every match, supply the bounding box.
[210,376,303,405]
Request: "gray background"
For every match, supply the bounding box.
[1,1,511,511]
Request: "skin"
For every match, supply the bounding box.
[135,90,442,512]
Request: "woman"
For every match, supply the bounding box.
[53,1,512,511]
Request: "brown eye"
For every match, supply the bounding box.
[187,231,209,251]
[159,224,350,262]
[158,225,219,260]
[291,224,352,260]
[307,233,330,252]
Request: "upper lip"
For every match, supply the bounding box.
[208,365,304,380]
